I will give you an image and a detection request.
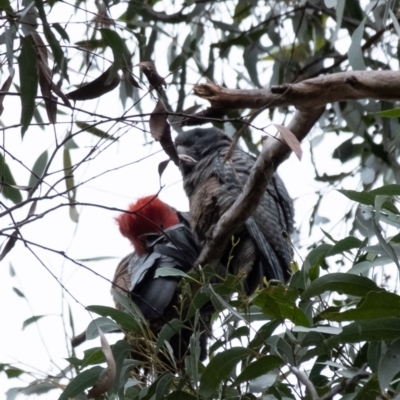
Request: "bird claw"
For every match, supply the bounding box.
[178,154,198,163]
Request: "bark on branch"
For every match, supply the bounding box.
[194,71,400,111]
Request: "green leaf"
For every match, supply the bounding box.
[233,0,252,23]
[348,17,366,70]
[370,184,400,196]
[304,243,333,278]
[327,236,362,256]
[75,121,117,141]
[52,23,70,42]
[13,287,25,298]
[253,285,310,327]
[373,108,400,118]
[0,0,13,13]
[110,340,131,394]
[167,392,197,399]
[249,319,281,350]
[34,0,67,79]
[329,317,400,347]
[205,285,246,323]
[110,289,146,325]
[378,339,400,391]
[75,39,106,50]
[67,67,121,101]
[0,153,22,203]
[5,367,24,378]
[353,374,380,400]
[320,291,400,321]
[154,267,192,279]
[81,348,105,368]
[199,347,253,399]
[77,256,117,262]
[339,189,399,214]
[29,150,48,188]
[234,355,283,386]
[63,149,79,222]
[86,317,119,340]
[18,36,38,136]
[348,256,394,275]
[22,315,46,330]
[87,305,140,332]
[156,319,186,352]
[101,28,129,82]
[301,273,380,300]
[58,366,103,400]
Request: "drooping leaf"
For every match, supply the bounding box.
[348,17,366,70]
[374,107,400,118]
[156,319,186,352]
[353,374,380,400]
[154,267,192,279]
[234,355,283,386]
[5,366,24,378]
[73,347,104,368]
[0,153,22,204]
[274,124,302,160]
[304,244,333,275]
[301,273,381,300]
[30,32,58,123]
[199,347,253,399]
[370,184,400,196]
[110,340,131,394]
[86,317,120,340]
[87,330,116,398]
[149,100,179,165]
[339,189,399,214]
[0,73,13,115]
[101,28,129,82]
[34,0,67,79]
[138,60,167,91]
[87,305,140,332]
[327,236,362,256]
[52,23,70,42]
[373,219,400,270]
[320,291,400,321]
[253,285,310,327]
[12,287,24,298]
[378,339,400,391]
[28,150,48,189]
[158,159,170,180]
[63,149,79,223]
[0,0,12,13]
[58,366,103,400]
[75,121,117,141]
[0,232,18,262]
[22,315,46,330]
[325,318,400,350]
[67,67,121,101]
[18,35,38,136]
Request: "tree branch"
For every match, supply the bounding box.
[193,71,400,111]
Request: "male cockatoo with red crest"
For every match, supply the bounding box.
[112,195,209,366]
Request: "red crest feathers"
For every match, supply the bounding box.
[116,196,179,255]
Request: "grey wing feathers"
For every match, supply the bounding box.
[218,146,293,282]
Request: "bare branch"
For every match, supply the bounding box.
[193,71,400,110]
[289,366,319,400]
